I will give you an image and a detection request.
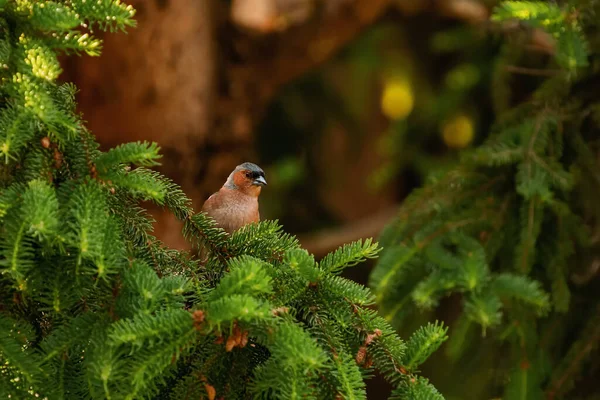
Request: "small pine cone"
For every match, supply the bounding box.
[192,310,205,330]
[204,383,216,400]
[239,331,249,348]
[41,136,51,148]
[365,328,382,345]
[355,346,367,365]
[53,149,63,168]
[192,310,205,323]
[271,306,289,316]
[226,335,238,352]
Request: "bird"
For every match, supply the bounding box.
[201,162,267,234]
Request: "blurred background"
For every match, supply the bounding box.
[61,0,552,397]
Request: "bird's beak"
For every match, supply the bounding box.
[253,176,267,186]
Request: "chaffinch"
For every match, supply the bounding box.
[201,162,267,234]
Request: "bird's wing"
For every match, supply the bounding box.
[201,192,219,212]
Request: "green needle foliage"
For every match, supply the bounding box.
[371,1,600,399]
[0,1,445,399]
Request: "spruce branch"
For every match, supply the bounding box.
[0,313,45,387]
[403,322,448,371]
[515,197,543,274]
[492,1,589,70]
[320,274,375,306]
[26,1,81,31]
[66,180,109,274]
[108,309,195,350]
[183,212,229,264]
[547,306,600,398]
[353,308,406,386]
[46,30,103,55]
[505,65,561,77]
[95,142,162,172]
[391,376,444,400]
[0,105,35,164]
[228,220,301,262]
[319,238,381,275]
[0,198,35,291]
[121,328,197,399]
[101,167,168,204]
[492,273,550,316]
[207,256,273,301]
[464,292,503,334]
[22,179,59,240]
[329,352,367,400]
[69,0,136,31]
[504,355,546,400]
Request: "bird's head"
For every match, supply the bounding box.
[225,162,267,197]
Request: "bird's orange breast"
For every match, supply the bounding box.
[201,188,260,234]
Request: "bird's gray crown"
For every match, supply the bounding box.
[236,162,264,175]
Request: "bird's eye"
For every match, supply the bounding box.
[245,172,252,178]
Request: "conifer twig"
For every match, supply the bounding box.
[505,66,561,77]
[547,320,600,398]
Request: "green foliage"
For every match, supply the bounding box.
[546,306,600,398]
[320,238,381,274]
[492,1,589,70]
[403,322,448,371]
[96,141,162,171]
[0,314,45,395]
[0,1,443,399]
[390,377,444,400]
[371,1,600,398]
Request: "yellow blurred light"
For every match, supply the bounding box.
[442,115,474,149]
[381,79,414,120]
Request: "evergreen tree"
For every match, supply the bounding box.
[0,1,445,398]
[371,1,600,399]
